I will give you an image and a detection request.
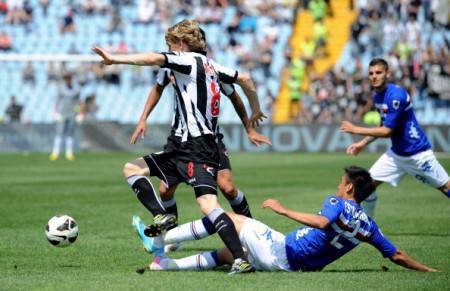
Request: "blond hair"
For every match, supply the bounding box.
[165,19,206,51]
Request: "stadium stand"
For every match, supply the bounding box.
[0,0,295,124]
[1,0,448,126]
[277,0,449,125]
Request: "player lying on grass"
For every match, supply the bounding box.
[341,58,449,217]
[135,166,437,273]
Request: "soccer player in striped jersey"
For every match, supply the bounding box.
[93,19,265,274]
[130,69,269,218]
[130,70,270,252]
[136,166,437,273]
[341,58,449,217]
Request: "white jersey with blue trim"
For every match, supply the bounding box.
[284,195,397,271]
[372,83,431,156]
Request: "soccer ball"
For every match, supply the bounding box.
[45,215,78,247]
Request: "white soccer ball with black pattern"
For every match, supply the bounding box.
[45,215,78,247]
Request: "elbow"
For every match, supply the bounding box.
[316,217,330,229]
[381,127,393,137]
[237,73,252,86]
[389,250,404,263]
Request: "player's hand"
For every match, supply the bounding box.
[130,120,147,144]
[92,46,114,65]
[249,111,267,128]
[340,121,356,134]
[262,199,286,215]
[247,127,272,147]
[346,142,364,156]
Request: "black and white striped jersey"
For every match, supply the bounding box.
[156,67,236,139]
[157,51,238,142]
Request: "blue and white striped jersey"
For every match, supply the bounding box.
[284,195,397,271]
[373,83,431,156]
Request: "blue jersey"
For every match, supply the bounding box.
[284,195,397,271]
[372,83,431,156]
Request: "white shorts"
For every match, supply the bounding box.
[239,218,291,271]
[370,149,449,188]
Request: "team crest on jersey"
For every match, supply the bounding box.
[329,198,338,205]
[392,100,400,110]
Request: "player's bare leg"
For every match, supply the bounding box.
[159,182,178,219]
[217,169,252,217]
[438,180,450,198]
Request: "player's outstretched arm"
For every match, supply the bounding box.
[346,136,377,156]
[389,250,438,272]
[340,121,392,138]
[130,85,165,144]
[93,46,166,67]
[262,199,330,229]
[235,73,267,127]
[228,90,272,147]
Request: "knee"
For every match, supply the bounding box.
[218,178,237,199]
[123,162,138,178]
[197,196,218,215]
[159,184,172,201]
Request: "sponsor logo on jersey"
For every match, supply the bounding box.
[203,164,215,176]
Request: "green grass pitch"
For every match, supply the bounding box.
[0,152,449,290]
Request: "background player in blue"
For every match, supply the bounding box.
[341,58,449,217]
[134,166,437,273]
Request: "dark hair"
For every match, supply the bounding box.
[369,58,389,71]
[199,27,206,42]
[344,166,375,203]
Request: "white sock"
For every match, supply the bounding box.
[160,217,216,245]
[65,137,73,156]
[363,191,378,218]
[52,136,62,156]
[153,251,219,270]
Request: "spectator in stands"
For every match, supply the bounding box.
[5,95,23,123]
[60,9,76,33]
[0,1,7,15]
[0,31,12,51]
[83,94,98,121]
[309,0,327,21]
[196,0,224,24]
[312,18,328,57]
[39,0,49,17]
[47,62,59,82]
[107,8,124,33]
[136,0,156,23]
[301,36,316,67]
[258,35,274,78]
[22,62,35,84]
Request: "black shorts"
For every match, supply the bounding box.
[143,135,219,197]
[217,133,231,171]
